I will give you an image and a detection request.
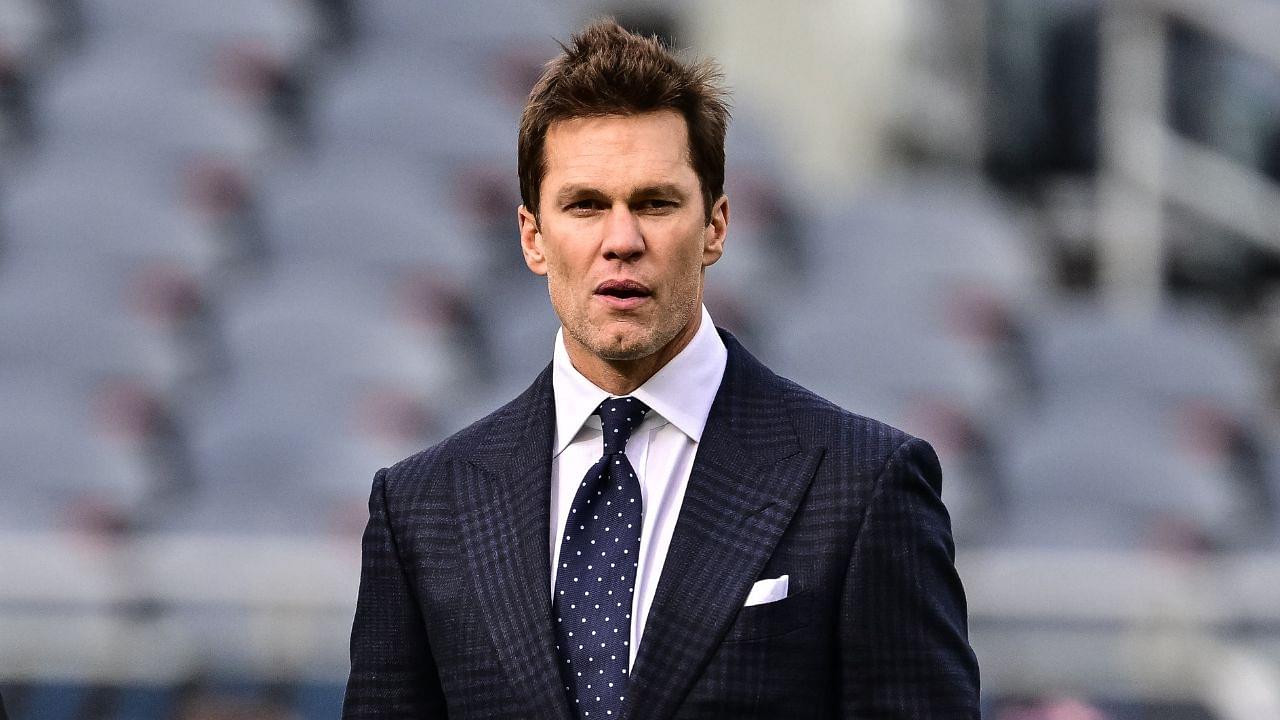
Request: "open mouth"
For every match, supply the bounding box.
[594,280,652,307]
[595,280,651,298]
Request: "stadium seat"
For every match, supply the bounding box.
[1,158,224,279]
[1026,301,1267,418]
[311,49,516,172]
[35,41,271,168]
[997,398,1244,549]
[259,152,487,278]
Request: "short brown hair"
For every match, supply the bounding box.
[518,19,731,221]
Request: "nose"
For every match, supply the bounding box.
[600,205,644,261]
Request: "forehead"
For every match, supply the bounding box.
[541,110,697,190]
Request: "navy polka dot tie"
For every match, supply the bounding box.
[554,396,649,719]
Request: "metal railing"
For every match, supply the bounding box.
[1098,0,1280,313]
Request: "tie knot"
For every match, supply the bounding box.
[596,396,650,455]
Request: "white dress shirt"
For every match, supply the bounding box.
[550,305,727,669]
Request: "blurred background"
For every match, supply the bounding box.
[1,0,1279,717]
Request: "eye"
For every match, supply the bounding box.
[638,198,677,212]
[566,199,603,213]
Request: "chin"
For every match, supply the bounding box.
[588,327,663,362]
[592,337,654,361]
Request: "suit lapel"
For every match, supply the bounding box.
[452,368,574,720]
[622,334,825,720]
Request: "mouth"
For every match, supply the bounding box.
[594,279,652,310]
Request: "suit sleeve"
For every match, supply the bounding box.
[840,437,981,719]
[343,467,448,718]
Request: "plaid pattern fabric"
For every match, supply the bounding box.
[344,330,980,719]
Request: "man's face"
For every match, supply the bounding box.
[518,110,728,366]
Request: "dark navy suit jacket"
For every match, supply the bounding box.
[343,330,980,719]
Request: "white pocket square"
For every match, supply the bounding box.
[743,574,789,607]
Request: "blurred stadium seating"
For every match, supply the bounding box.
[2,0,1280,718]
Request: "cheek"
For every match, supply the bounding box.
[541,235,588,281]
[539,243,569,284]
[542,252,586,312]
[673,235,709,282]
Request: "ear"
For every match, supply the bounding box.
[518,204,548,276]
[701,194,729,267]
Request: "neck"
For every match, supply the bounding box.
[566,312,702,396]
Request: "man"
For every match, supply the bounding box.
[344,19,979,719]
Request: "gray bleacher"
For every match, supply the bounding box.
[1,1,1279,719]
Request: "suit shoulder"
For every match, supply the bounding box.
[723,332,919,461]
[764,372,945,501]
[769,370,921,461]
[379,397,516,493]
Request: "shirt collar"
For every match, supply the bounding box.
[551,305,727,456]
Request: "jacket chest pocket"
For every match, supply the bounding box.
[722,589,813,643]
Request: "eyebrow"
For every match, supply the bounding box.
[553,183,690,206]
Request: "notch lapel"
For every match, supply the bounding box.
[622,334,825,720]
[452,369,574,720]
